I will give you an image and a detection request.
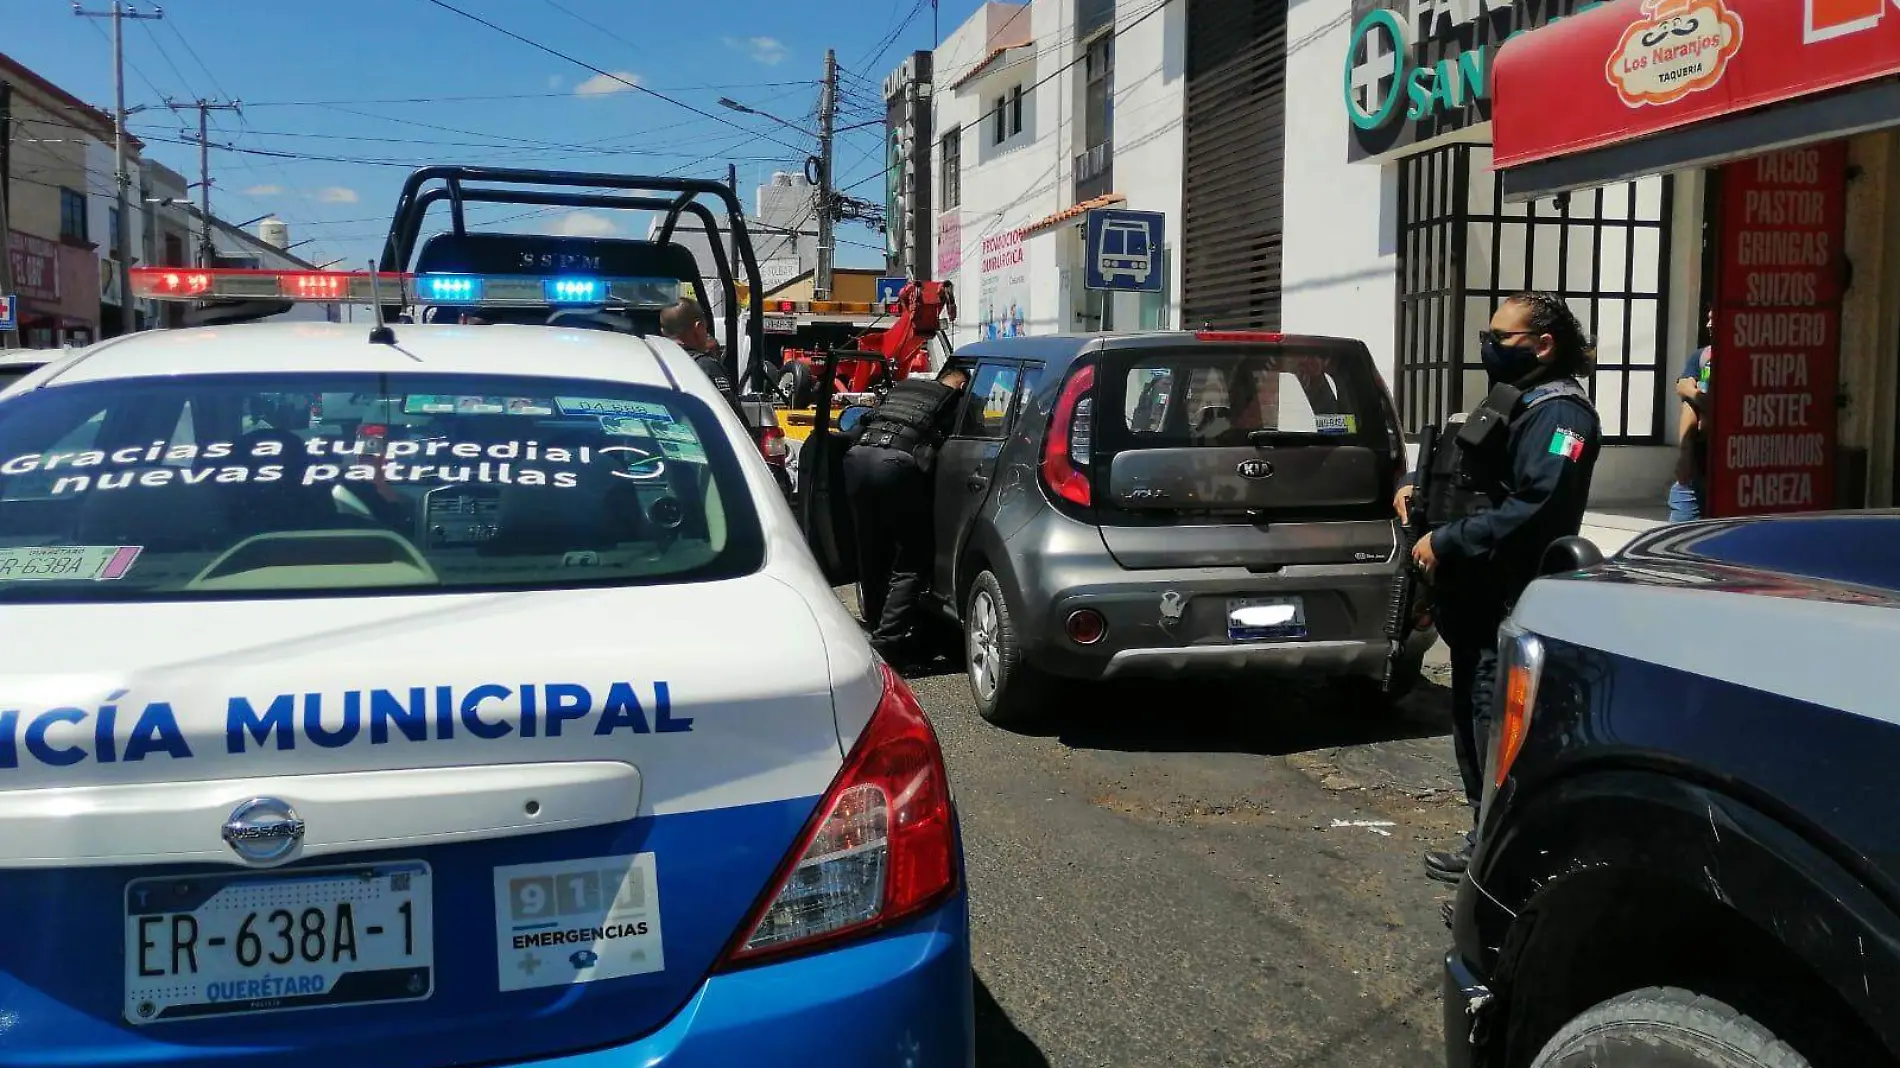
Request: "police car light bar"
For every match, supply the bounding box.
[130,268,683,309]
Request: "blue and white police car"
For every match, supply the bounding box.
[0,267,972,1067]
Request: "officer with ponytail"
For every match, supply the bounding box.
[1394,291,1602,883]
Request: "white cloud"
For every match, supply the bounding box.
[574,70,640,96]
[314,186,359,204]
[551,211,618,238]
[725,35,788,65]
[243,184,283,196]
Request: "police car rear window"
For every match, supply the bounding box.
[1109,345,1378,447]
[0,372,764,601]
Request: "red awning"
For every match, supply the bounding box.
[1493,0,1900,196]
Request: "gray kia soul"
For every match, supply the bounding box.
[808,331,1435,727]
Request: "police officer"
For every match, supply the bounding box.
[844,364,971,659]
[1396,291,1602,883]
[659,298,742,415]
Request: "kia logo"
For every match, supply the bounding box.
[1237,459,1274,480]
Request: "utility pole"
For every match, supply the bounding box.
[167,98,242,266]
[815,48,837,301]
[73,1,163,336]
[726,162,740,306]
[0,80,17,348]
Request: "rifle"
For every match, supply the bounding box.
[1382,424,1439,692]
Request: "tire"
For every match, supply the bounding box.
[964,570,1048,729]
[778,361,814,409]
[1530,988,1813,1068]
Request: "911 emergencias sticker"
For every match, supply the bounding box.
[492,854,663,992]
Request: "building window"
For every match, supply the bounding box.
[59,188,88,243]
[108,207,122,257]
[1395,144,1673,444]
[993,86,1024,145]
[941,127,962,209]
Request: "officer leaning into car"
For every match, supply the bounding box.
[1394,291,1603,884]
[843,364,971,661]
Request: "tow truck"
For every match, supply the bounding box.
[761,280,957,501]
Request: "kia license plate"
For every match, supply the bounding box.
[124,862,433,1024]
[1227,596,1308,642]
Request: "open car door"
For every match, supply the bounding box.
[794,348,861,586]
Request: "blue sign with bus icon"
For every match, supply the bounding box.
[1084,209,1165,294]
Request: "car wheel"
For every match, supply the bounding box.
[964,571,1047,729]
[1530,988,1813,1068]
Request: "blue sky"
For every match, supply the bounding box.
[12,0,978,272]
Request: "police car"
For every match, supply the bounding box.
[0,267,972,1067]
[1446,514,1900,1068]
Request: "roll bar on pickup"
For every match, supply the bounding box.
[376,167,770,393]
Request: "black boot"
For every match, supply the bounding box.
[1424,837,1473,884]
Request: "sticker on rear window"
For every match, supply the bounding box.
[556,397,675,422]
[1315,414,1357,434]
[507,398,555,416]
[493,853,663,992]
[599,415,654,438]
[0,545,141,582]
[660,440,708,465]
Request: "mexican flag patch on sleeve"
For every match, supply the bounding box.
[1548,428,1586,462]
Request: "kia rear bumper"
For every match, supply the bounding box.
[514,892,973,1068]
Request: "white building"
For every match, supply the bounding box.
[83,138,152,333]
[921,0,1694,540]
[930,0,1184,345]
[647,171,818,324]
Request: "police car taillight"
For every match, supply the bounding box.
[1040,363,1096,508]
[1483,622,1545,811]
[715,664,957,969]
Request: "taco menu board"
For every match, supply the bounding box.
[1708,141,1849,517]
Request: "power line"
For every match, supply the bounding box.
[419,0,813,158]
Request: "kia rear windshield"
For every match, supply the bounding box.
[1103,345,1381,449]
[0,372,763,602]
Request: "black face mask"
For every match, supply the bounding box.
[1480,333,1542,385]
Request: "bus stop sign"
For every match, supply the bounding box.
[1085,209,1164,293]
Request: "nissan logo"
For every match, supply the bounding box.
[1237,459,1275,480]
[221,797,306,865]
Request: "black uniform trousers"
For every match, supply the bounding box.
[1433,582,1507,832]
[842,444,935,645]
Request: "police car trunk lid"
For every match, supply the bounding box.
[0,575,845,1068]
[1091,337,1402,569]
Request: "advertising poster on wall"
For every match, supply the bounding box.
[978,228,1029,339]
[1707,141,1849,517]
[938,211,963,278]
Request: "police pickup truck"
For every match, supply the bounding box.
[1446,511,1900,1068]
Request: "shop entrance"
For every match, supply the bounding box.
[1394,143,1675,441]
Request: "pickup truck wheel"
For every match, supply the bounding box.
[1530,988,1812,1068]
[965,571,1047,729]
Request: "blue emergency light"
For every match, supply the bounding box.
[417,275,483,302]
[545,278,605,304]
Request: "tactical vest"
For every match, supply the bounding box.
[857,377,962,456]
[1423,377,1593,531]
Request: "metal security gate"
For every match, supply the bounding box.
[1396,143,1674,443]
[1182,0,1287,331]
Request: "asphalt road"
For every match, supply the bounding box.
[893,638,1470,1067]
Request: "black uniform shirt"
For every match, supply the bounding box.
[1433,389,1601,595]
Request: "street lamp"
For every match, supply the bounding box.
[717,97,817,139]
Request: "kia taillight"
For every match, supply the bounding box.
[1482,622,1545,812]
[715,664,957,969]
[1040,363,1096,508]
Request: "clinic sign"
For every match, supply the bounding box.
[1344,0,1606,161]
